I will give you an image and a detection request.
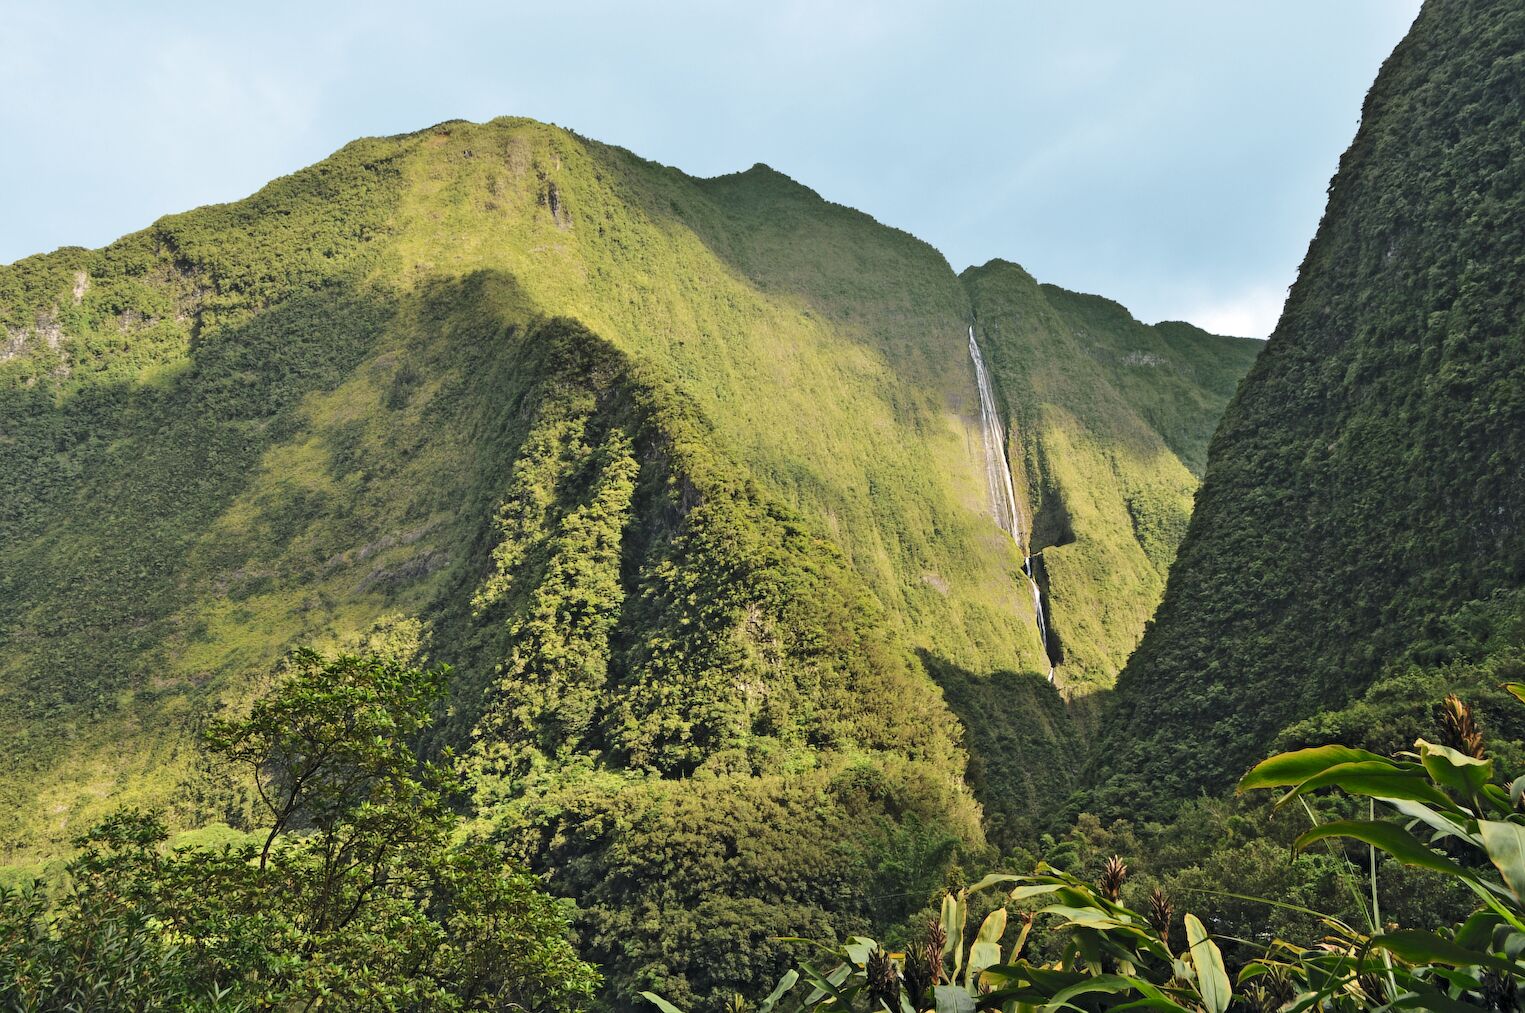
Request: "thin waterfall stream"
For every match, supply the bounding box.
[968,324,1056,681]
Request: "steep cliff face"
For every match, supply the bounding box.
[1094,0,1525,811]
[961,261,1261,691]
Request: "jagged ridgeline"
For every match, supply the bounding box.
[1094,0,1525,814]
[0,115,1256,1004]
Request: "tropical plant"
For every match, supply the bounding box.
[641,863,1236,1013]
[1232,689,1525,1010]
[641,687,1525,1013]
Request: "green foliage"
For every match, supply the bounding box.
[657,686,1525,1013]
[921,653,1074,851]
[0,650,598,1011]
[415,318,983,1008]
[1232,691,1525,1010]
[0,114,1082,859]
[643,867,1240,1013]
[1097,0,1525,812]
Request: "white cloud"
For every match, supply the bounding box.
[1179,283,1288,339]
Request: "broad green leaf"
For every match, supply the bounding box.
[1295,819,1471,878]
[758,969,798,1013]
[933,984,976,1013]
[1398,977,1506,1013]
[1109,1000,1196,1012]
[966,873,1023,893]
[843,936,877,966]
[1484,783,1515,816]
[797,961,853,1009]
[1239,745,1389,791]
[1417,738,1493,798]
[975,906,1008,944]
[640,992,687,1013]
[1503,683,1525,706]
[940,893,959,960]
[966,907,1007,988]
[1276,761,1459,811]
[942,893,967,979]
[1044,973,1173,1011]
[1007,914,1032,964]
[1109,978,1198,1013]
[1370,928,1521,974]
[1036,904,1130,930]
[980,963,1086,992]
[1479,819,1525,903]
[1385,797,1482,847]
[966,941,1001,984]
[1506,930,1525,960]
[1184,914,1231,1013]
[1454,909,1504,951]
[1073,929,1105,975]
[1427,966,1485,992]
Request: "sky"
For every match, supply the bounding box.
[1,1,1421,338]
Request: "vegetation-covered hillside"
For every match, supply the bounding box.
[0,116,1258,1005]
[1094,0,1525,814]
[963,262,1261,691]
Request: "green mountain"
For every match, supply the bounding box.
[0,118,1255,1004]
[964,262,1260,691]
[1093,0,1525,814]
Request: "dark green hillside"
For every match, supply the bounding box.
[416,310,983,1007]
[961,262,1261,689]
[1095,0,1525,812]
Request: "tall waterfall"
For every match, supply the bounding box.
[968,325,1055,680]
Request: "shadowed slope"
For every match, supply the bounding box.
[1093,0,1525,813]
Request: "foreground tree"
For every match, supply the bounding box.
[0,650,599,1012]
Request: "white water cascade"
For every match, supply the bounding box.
[968,325,1055,681]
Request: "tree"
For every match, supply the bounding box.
[0,649,599,1012]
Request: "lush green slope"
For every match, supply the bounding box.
[961,262,1261,691]
[0,116,1257,1005]
[0,120,1023,851]
[1093,0,1525,813]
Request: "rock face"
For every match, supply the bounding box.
[1093,0,1525,813]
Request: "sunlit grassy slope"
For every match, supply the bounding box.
[0,116,1259,1002]
[962,261,1262,690]
[1,120,1028,850]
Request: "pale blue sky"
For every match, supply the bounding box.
[2,1,1420,336]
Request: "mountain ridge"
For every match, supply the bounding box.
[0,115,1259,1004]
